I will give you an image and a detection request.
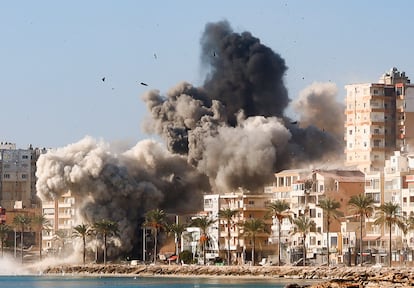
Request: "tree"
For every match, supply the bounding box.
[143,209,166,264]
[93,219,119,265]
[0,224,11,257]
[190,216,216,265]
[218,208,239,265]
[348,193,375,266]
[291,216,315,266]
[241,218,266,266]
[13,214,31,263]
[267,200,291,266]
[31,214,51,261]
[72,223,91,264]
[166,222,186,263]
[374,202,405,267]
[318,197,343,266]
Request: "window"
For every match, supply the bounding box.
[3,174,10,179]
[309,209,316,218]
[349,129,353,135]
[21,174,27,179]
[248,200,255,205]
[22,155,28,159]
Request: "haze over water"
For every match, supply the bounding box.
[0,276,296,288]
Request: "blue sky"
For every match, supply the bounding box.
[2,0,414,149]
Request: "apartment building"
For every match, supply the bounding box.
[344,68,414,173]
[0,142,44,211]
[203,190,274,265]
[267,169,364,265]
[363,151,414,265]
[41,191,76,255]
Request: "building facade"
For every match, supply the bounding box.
[266,169,364,265]
[0,142,44,211]
[41,191,76,255]
[203,190,274,265]
[344,68,414,173]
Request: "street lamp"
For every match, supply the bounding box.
[142,227,146,262]
[14,230,16,258]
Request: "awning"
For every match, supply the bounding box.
[168,255,178,261]
[363,236,380,241]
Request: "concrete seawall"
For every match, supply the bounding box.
[42,264,414,287]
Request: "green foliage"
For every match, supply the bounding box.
[179,250,193,264]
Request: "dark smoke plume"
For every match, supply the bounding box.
[36,20,344,257]
[143,20,343,191]
[36,137,209,253]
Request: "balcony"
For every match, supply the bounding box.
[243,205,267,211]
[290,190,305,197]
[58,213,73,219]
[57,202,72,208]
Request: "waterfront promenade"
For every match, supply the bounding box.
[41,264,414,287]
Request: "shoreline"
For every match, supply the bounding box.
[39,264,414,287]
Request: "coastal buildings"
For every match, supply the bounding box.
[265,169,364,265]
[41,191,76,255]
[0,142,44,211]
[202,190,274,265]
[344,68,414,173]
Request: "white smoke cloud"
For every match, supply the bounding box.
[36,136,209,254]
[197,116,291,192]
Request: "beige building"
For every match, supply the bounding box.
[203,190,274,265]
[0,142,44,210]
[42,191,76,255]
[344,68,414,173]
[364,151,414,266]
[267,169,364,265]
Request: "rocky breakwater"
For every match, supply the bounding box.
[42,264,414,287]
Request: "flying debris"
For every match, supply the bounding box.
[36,20,345,260]
[154,53,157,59]
[102,77,106,82]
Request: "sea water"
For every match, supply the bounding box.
[0,275,302,288]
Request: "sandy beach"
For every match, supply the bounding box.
[40,264,414,287]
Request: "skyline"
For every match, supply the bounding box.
[2,1,414,149]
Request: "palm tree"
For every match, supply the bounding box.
[241,218,266,266]
[143,209,166,264]
[190,216,216,265]
[374,202,405,267]
[267,200,291,266]
[348,194,375,266]
[31,214,51,261]
[72,223,91,264]
[218,208,239,265]
[318,197,343,266]
[93,219,119,265]
[166,222,186,263]
[291,216,315,266]
[13,214,31,263]
[0,224,11,257]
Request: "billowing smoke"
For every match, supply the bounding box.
[36,20,345,256]
[293,82,345,142]
[36,137,209,253]
[143,20,343,191]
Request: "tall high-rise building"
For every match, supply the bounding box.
[0,142,45,211]
[344,68,414,172]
